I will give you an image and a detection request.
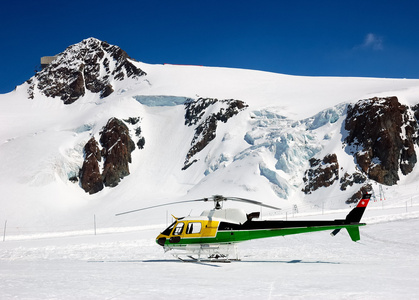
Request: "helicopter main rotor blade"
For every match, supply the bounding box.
[115,198,206,216]
[226,197,281,210]
[115,195,280,216]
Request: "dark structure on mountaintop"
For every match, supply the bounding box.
[40,56,58,69]
[27,38,146,103]
[344,97,418,185]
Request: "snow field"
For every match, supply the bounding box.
[1,206,419,299]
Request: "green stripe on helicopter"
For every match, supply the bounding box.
[163,223,365,246]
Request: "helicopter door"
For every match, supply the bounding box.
[186,222,202,234]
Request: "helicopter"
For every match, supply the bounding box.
[116,194,371,262]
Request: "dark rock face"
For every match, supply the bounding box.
[79,118,136,194]
[345,97,418,185]
[345,184,372,204]
[28,38,146,104]
[100,118,136,187]
[79,137,104,194]
[412,104,419,121]
[339,172,367,191]
[411,103,419,140]
[183,98,248,169]
[124,117,145,149]
[302,154,339,194]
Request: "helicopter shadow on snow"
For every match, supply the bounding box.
[240,259,340,265]
[140,259,341,266]
[88,259,340,268]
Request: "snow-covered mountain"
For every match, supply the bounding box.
[1,37,419,231]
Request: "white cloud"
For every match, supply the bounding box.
[359,33,383,50]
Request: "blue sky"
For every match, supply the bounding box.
[1,0,419,94]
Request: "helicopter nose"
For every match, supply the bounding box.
[157,237,166,247]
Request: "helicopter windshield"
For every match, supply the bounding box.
[161,221,176,236]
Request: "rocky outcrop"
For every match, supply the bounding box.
[28,38,146,104]
[183,98,248,169]
[100,118,136,187]
[344,97,418,185]
[412,103,419,118]
[79,137,103,194]
[302,154,339,194]
[339,172,367,191]
[345,184,372,204]
[124,117,145,149]
[79,117,137,194]
[411,103,419,137]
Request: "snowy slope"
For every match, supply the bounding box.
[1,39,419,233]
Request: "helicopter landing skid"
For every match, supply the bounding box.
[170,244,240,263]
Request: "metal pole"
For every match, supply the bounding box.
[3,220,7,242]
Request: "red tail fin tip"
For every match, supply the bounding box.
[357,194,371,208]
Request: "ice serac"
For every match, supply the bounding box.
[27,38,146,103]
[344,97,418,185]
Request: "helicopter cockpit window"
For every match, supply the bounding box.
[186,222,202,234]
[172,222,184,236]
[161,221,176,236]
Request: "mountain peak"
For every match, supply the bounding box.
[27,38,146,104]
